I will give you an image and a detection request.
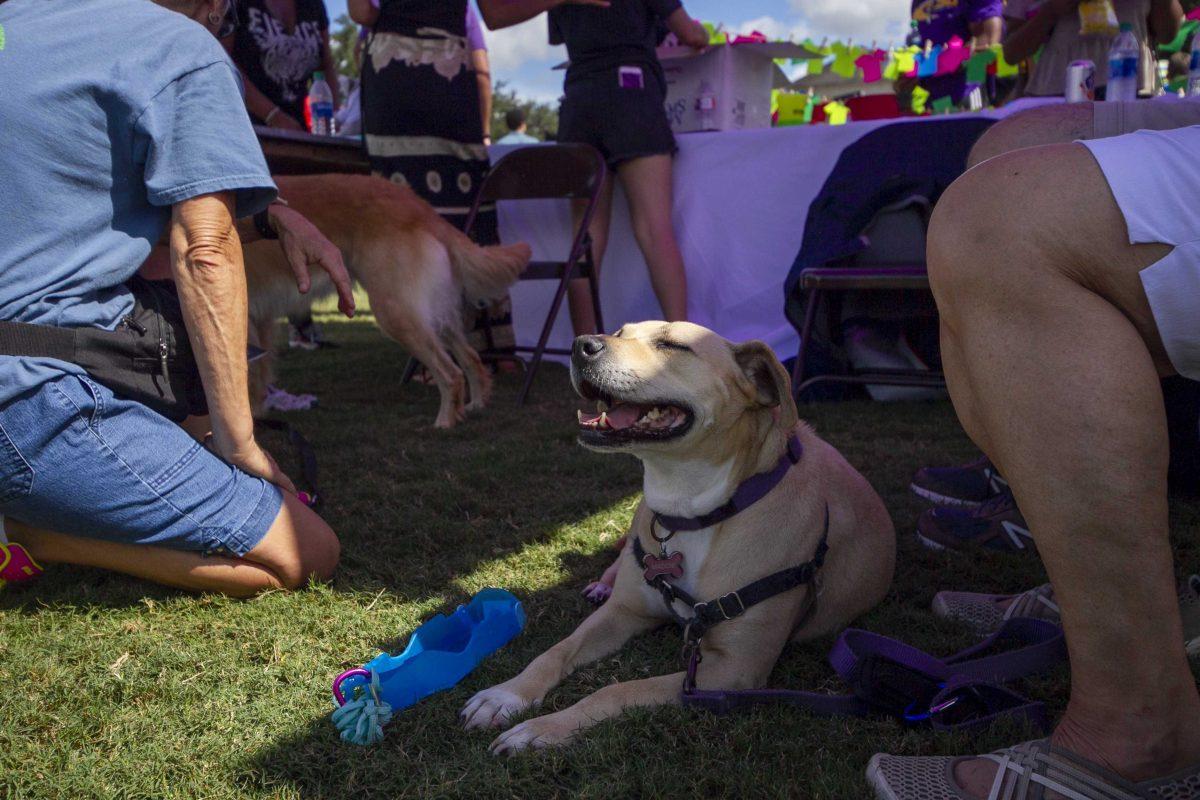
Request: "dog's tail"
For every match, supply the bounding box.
[447,236,532,305]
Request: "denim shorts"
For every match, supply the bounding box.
[0,373,282,557]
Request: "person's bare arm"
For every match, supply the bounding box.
[1003,0,1078,63]
[1148,0,1182,44]
[169,192,294,491]
[236,204,357,318]
[969,15,1004,47]
[321,29,341,108]
[472,48,494,143]
[221,34,305,130]
[476,0,609,31]
[666,7,708,49]
[348,0,379,26]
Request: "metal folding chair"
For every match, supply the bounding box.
[791,198,946,399]
[469,144,608,405]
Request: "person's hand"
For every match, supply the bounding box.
[221,440,298,494]
[679,18,710,50]
[268,205,356,318]
[272,113,306,132]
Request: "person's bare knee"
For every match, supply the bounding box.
[967,103,1095,169]
[244,493,340,589]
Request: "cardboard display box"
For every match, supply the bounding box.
[657,42,819,133]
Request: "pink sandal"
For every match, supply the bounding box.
[0,542,44,590]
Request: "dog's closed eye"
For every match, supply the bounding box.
[655,339,693,353]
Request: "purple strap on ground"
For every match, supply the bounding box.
[682,617,1064,732]
[652,436,803,533]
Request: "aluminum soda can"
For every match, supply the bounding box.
[1065,59,1096,102]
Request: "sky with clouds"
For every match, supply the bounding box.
[324,0,913,102]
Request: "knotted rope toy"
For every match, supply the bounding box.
[331,669,393,746]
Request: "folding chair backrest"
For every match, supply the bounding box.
[477,143,606,203]
[852,196,930,266]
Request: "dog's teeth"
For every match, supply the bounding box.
[599,412,609,429]
[647,408,661,420]
[577,409,584,422]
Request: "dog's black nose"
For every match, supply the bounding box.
[574,335,605,360]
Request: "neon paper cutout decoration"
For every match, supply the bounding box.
[915,45,943,77]
[911,84,931,114]
[856,49,889,82]
[829,41,864,78]
[991,44,1019,77]
[937,36,972,74]
[930,95,955,113]
[964,48,997,84]
[824,100,850,125]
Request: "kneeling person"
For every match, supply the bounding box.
[0,0,338,597]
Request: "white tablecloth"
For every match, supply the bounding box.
[495,98,1058,361]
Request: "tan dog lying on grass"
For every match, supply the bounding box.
[242,174,531,428]
[461,321,896,753]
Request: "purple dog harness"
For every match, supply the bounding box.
[633,434,1066,732]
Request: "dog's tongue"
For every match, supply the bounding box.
[605,403,641,430]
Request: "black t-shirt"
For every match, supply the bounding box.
[549,0,681,84]
[231,0,329,124]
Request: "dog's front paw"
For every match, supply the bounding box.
[488,712,579,756]
[460,684,533,731]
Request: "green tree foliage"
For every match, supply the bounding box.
[330,14,362,79]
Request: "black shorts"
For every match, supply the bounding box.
[557,66,677,168]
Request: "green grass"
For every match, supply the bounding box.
[2,314,1198,800]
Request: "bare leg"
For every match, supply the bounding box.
[7,492,339,598]
[567,175,614,336]
[967,103,1095,169]
[617,155,688,323]
[461,597,659,731]
[928,142,1200,794]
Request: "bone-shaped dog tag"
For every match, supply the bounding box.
[642,551,684,582]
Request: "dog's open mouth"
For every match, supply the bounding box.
[574,378,694,445]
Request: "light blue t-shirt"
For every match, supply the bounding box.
[496,131,540,145]
[0,0,277,405]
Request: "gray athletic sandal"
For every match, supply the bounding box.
[932,584,1060,635]
[867,739,1200,800]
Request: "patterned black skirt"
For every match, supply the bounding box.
[362,27,511,349]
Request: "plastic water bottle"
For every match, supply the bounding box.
[1188,32,1200,97]
[309,71,335,136]
[1104,23,1139,102]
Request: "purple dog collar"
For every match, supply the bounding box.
[651,434,803,534]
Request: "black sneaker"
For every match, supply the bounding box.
[910,455,1008,508]
[915,489,1035,554]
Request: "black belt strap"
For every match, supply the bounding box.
[0,320,85,362]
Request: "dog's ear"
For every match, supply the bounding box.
[733,341,800,431]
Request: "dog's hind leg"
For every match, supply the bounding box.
[444,324,492,412]
[397,322,466,428]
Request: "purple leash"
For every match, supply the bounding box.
[682,617,1065,733]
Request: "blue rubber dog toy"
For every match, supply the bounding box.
[331,588,525,745]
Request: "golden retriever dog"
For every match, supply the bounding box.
[242,174,532,428]
[461,322,896,753]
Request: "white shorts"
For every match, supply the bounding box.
[1081,124,1200,379]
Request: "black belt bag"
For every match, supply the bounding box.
[0,278,206,421]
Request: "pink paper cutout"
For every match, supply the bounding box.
[855,49,888,82]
